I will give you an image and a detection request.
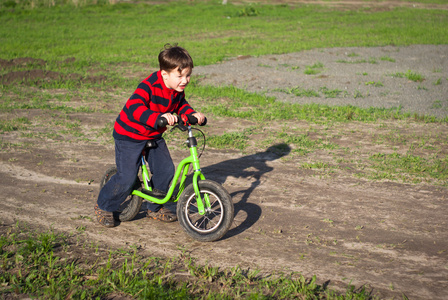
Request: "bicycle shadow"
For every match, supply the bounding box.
[201,143,291,239]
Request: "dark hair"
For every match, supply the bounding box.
[158,44,194,72]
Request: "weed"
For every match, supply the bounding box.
[207,131,249,150]
[0,224,379,299]
[337,57,378,64]
[353,90,366,99]
[362,152,448,185]
[319,87,344,98]
[380,56,396,62]
[433,77,442,85]
[0,117,31,132]
[304,62,324,75]
[365,81,384,87]
[431,100,443,109]
[275,86,320,97]
[390,70,425,82]
[237,5,260,17]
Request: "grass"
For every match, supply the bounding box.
[304,62,325,75]
[191,82,447,123]
[274,86,320,97]
[389,70,426,82]
[365,152,448,183]
[365,81,384,87]
[0,117,31,132]
[207,130,250,150]
[0,224,376,299]
[1,1,447,67]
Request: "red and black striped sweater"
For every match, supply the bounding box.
[113,71,196,141]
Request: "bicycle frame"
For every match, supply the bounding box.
[131,124,211,215]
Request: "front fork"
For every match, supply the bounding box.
[187,128,210,215]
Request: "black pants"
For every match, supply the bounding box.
[97,138,175,212]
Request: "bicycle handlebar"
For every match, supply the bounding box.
[157,115,207,128]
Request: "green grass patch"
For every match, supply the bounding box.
[1,2,447,67]
[300,161,335,170]
[274,86,320,97]
[319,87,345,98]
[389,70,426,82]
[304,62,324,75]
[365,81,384,87]
[191,83,448,123]
[362,152,448,184]
[0,224,374,299]
[336,57,378,64]
[0,117,31,132]
[380,56,396,62]
[276,131,338,155]
[207,130,250,150]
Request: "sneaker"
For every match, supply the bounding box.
[94,204,116,227]
[147,207,177,223]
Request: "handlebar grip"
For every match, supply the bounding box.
[187,115,207,126]
[157,115,207,128]
[157,117,168,128]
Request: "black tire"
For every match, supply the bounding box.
[99,166,142,222]
[177,180,234,242]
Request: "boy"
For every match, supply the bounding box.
[95,44,205,227]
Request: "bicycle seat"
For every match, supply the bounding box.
[145,140,157,149]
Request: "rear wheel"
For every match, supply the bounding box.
[99,166,142,222]
[177,180,234,242]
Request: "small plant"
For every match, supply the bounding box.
[390,70,425,82]
[301,161,331,169]
[237,6,260,17]
[319,87,344,98]
[431,100,443,109]
[433,77,442,85]
[304,62,324,75]
[353,90,365,99]
[365,81,384,87]
[275,86,319,97]
[380,56,396,62]
[337,57,377,64]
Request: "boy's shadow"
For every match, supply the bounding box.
[201,143,291,239]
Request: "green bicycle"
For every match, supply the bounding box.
[99,115,234,242]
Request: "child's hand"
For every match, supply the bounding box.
[192,112,205,125]
[161,113,178,126]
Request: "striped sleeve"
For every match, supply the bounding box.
[175,93,196,116]
[126,81,160,129]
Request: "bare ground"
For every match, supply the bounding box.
[1,44,448,299]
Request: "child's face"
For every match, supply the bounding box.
[162,67,192,92]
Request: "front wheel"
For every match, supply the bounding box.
[177,180,234,242]
[99,166,142,222]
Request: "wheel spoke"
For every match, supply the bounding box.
[185,190,224,233]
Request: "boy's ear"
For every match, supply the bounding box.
[161,70,169,79]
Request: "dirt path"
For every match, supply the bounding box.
[1,45,447,299]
